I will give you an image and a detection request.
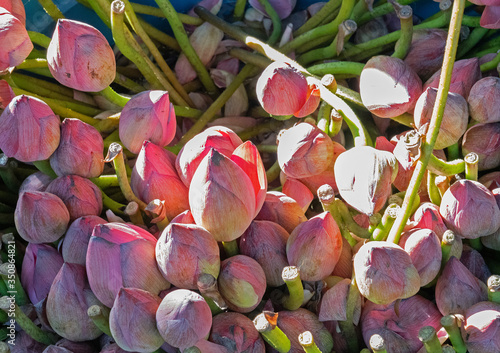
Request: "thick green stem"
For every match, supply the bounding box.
[307,61,364,77]
[418,326,443,353]
[427,154,465,176]
[138,19,180,50]
[281,266,304,311]
[456,27,490,58]
[254,312,291,353]
[90,175,119,189]
[488,275,500,304]
[100,189,127,216]
[295,0,342,36]
[194,6,249,43]
[256,0,281,45]
[447,143,460,160]
[37,0,64,21]
[0,264,28,306]
[335,200,371,239]
[265,161,280,184]
[480,50,500,72]
[222,240,239,257]
[87,304,112,337]
[27,31,51,48]
[32,160,58,179]
[441,230,456,267]
[233,0,247,20]
[98,86,130,107]
[15,58,50,70]
[371,204,399,241]
[357,0,418,26]
[440,315,467,353]
[298,331,322,353]
[464,152,478,181]
[130,2,203,25]
[11,72,72,97]
[391,4,413,59]
[427,171,442,206]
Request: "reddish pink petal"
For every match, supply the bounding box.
[481,6,500,29]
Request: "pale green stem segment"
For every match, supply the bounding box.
[464,152,478,181]
[298,331,322,353]
[233,0,247,20]
[37,0,65,21]
[427,171,442,206]
[222,240,239,257]
[98,86,130,107]
[88,304,112,337]
[265,161,281,184]
[32,160,58,179]
[254,312,291,353]
[440,315,467,353]
[418,326,443,353]
[27,31,52,48]
[391,3,414,59]
[281,266,304,311]
[295,0,342,36]
[480,50,500,72]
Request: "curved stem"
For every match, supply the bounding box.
[98,86,130,107]
[427,171,442,206]
[427,154,465,176]
[391,4,413,59]
[336,200,371,239]
[257,0,281,45]
[480,50,500,72]
[456,27,489,59]
[281,266,304,311]
[294,0,342,36]
[266,160,281,184]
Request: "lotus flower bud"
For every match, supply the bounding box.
[480,5,500,29]
[294,78,321,118]
[156,222,220,289]
[411,202,448,239]
[99,343,130,353]
[21,243,64,305]
[424,58,481,99]
[255,191,307,233]
[46,175,103,221]
[119,91,177,154]
[156,289,212,349]
[53,339,97,353]
[15,191,70,243]
[218,255,266,313]
[0,79,15,109]
[439,179,500,239]
[399,228,442,286]
[0,7,32,71]
[49,119,104,178]
[287,212,342,281]
[277,123,334,179]
[480,188,500,250]
[480,171,500,190]
[435,257,488,316]
[61,215,106,265]
[360,55,422,118]
[404,28,447,80]
[189,149,255,242]
[19,171,53,193]
[361,295,442,353]
[47,19,115,92]
[460,245,491,284]
[86,222,170,307]
[240,220,289,287]
[0,0,26,24]
[318,278,360,322]
[194,340,230,353]
[169,209,195,224]
[249,0,296,19]
[335,146,398,215]
[0,95,60,162]
[110,288,164,353]
[463,301,500,353]
[131,141,189,220]
[282,178,313,211]
[414,87,469,149]
[176,126,243,187]
[210,312,266,352]
[462,122,500,171]
[354,241,420,304]
[46,263,103,341]
[331,236,353,278]
[468,77,500,123]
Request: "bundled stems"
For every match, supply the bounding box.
[418,326,443,353]
[487,275,500,304]
[298,331,322,353]
[253,312,291,353]
[294,0,342,36]
[440,315,467,353]
[391,2,413,59]
[87,304,112,337]
[456,27,490,59]
[281,266,304,310]
[464,152,478,181]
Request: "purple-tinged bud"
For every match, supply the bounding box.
[19,171,53,193]
[435,257,488,316]
[156,222,220,289]
[468,77,500,123]
[460,245,491,283]
[46,175,103,221]
[240,220,289,287]
[46,263,103,341]
[334,146,398,215]
[360,55,422,118]
[319,278,355,322]
[53,339,97,353]
[218,255,266,313]
[249,0,296,19]
[480,171,500,190]
[462,122,500,171]
[131,141,189,220]
[361,295,442,353]
[282,178,313,212]
[0,95,60,162]
[170,209,195,224]
[0,7,32,71]
[354,241,420,305]
[195,340,230,353]
[99,343,129,353]
[414,87,469,149]
[399,228,442,286]
[404,29,447,80]
[439,179,500,239]
[47,19,116,92]
[210,312,266,353]
[21,243,64,305]
[481,188,500,250]
[0,79,15,109]
[255,191,307,233]
[331,236,353,278]
[0,0,26,24]
[61,215,106,265]
[15,191,70,243]
[411,202,448,239]
[50,119,104,178]
[463,301,500,353]
[110,288,164,353]
[119,91,176,154]
[86,222,170,307]
[8,330,47,353]
[156,289,212,349]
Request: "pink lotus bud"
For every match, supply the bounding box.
[361,295,442,353]
[331,236,353,278]
[47,19,115,92]
[414,87,469,149]
[43,346,78,353]
[170,209,195,224]
[53,339,96,353]
[411,202,448,239]
[249,0,296,19]
[354,241,420,304]
[0,79,15,108]
[15,191,70,243]
[399,228,442,286]
[21,243,64,305]
[0,7,32,71]
[189,149,255,242]
[481,188,500,250]
[0,0,26,24]
[318,278,359,322]
[156,289,212,349]
[254,191,307,233]
[19,171,53,193]
[46,175,103,221]
[286,212,342,281]
[86,222,170,307]
[240,220,289,287]
[0,95,60,162]
[175,22,224,84]
[211,69,249,117]
[49,119,104,178]
[462,122,500,171]
[460,245,491,284]
[282,178,313,212]
[218,255,266,313]
[439,179,500,239]
[424,58,481,100]
[176,126,243,187]
[463,301,500,353]
[334,146,398,215]
[46,263,103,341]
[294,78,321,118]
[468,77,500,123]
[110,288,164,353]
[435,257,488,316]
[360,55,422,118]
[61,215,106,265]
[210,312,266,352]
[404,28,447,80]
[155,222,220,289]
[480,171,500,190]
[119,91,176,154]
[277,123,334,179]
[131,141,189,220]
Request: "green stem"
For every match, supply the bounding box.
[317,101,332,134]
[114,73,146,93]
[371,204,399,241]
[253,312,291,353]
[15,58,50,69]
[391,4,414,59]
[281,266,304,311]
[441,230,456,266]
[298,331,322,353]
[294,0,342,36]
[138,19,180,51]
[0,264,28,306]
[418,326,443,353]
[101,190,127,216]
[37,0,64,21]
[27,31,51,48]
[229,48,271,68]
[357,0,418,26]
[257,0,281,45]
[0,162,20,192]
[440,315,467,353]
[488,275,500,304]
[307,61,365,77]
[339,278,360,353]
[456,27,490,59]
[480,50,500,72]
[464,152,478,181]
[194,6,250,43]
[233,0,247,20]
[87,304,112,337]
[222,240,239,257]
[447,143,460,160]
[427,154,465,176]
[370,334,388,353]
[266,161,281,184]
[90,175,119,189]
[130,2,203,25]
[335,200,371,239]
[427,171,442,206]
[98,86,130,107]
[32,160,58,179]
[468,238,482,251]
